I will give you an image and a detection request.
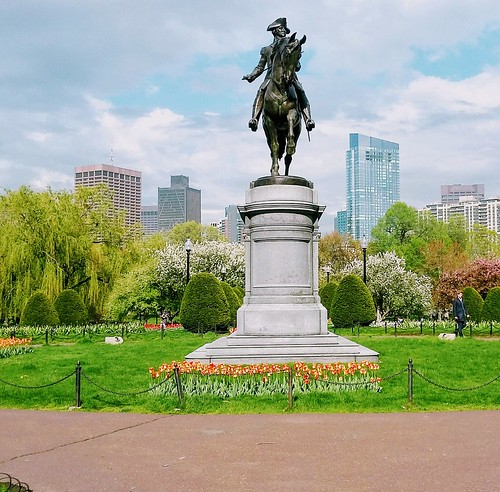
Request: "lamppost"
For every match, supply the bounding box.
[361,235,368,284]
[323,265,332,283]
[184,238,192,284]
[221,266,227,282]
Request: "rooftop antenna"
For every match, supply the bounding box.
[110,139,115,165]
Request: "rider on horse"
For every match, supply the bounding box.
[243,17,315,133]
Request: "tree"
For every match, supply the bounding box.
[54,289,89,325]
[20,292,59,326]
[179,273,230,333]
[481,287,500,322]
[166,221,225,245]
[318,232,360,282]
[330,274,376,328]
[434,258,500,310]
[0,185,139,323]
[343,252,433,321]
[461,287,483,323]
[155,241,245,315]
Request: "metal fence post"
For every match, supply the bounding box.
[288,368,293,410]
[174,365,183,404]
[407,358,413,403]
[75,361,82,408]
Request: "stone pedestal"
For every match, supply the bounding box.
[185,176,378,364]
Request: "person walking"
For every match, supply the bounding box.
[452,291,467,337]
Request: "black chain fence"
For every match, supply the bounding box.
[0,472,32,491]
[0,360,498,409]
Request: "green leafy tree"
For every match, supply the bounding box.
[20,292,59,326]
[179,273,230,333]
[54,289,89,325]
[0,185,139,323]
[166,221,225,245]
[481,287,500,322]
[318,232,360,282]
[343,252,433,321]
[461,286,483,322]
[330,274,376,328]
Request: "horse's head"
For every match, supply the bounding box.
[271,33,306,86]
[281,33,306,84]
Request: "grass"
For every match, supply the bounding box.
[0,328,498,414]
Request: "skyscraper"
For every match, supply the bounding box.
[440,184,485,204]
[74,163,142,226]
[346,133,400,239]
[157,175,201,232]
[141,205,159,235]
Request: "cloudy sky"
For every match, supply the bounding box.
[1,1,500,232]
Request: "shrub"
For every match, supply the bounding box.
[220,281,240,326]
[481,286,500,322]
[331,274,376,328]
[20,292,59,327]
[319,282,338,320]
[462,286,483,322]
[179,273,230,333]
[54,289,89,325]
[233,286,245,303]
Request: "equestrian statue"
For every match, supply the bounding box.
[243,17,315,176]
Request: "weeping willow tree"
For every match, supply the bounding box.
[0,185,140,323]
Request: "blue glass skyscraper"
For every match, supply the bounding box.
[346,133,400,239]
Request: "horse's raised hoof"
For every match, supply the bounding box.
[248,118,258,132]
[306,119,315,132]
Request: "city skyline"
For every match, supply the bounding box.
[1,2,500,234]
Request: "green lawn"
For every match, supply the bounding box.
[0,329,498,414]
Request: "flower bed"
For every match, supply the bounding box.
[0,337,33,358]
[143,323,183,330]
[148,360,381,397]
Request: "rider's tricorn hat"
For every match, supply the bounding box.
[267,17,290,34]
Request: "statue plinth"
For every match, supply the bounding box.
[185,176,379,364]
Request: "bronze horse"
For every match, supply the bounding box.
[262,33,306,176]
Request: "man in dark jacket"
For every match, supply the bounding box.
[452,291,467,337]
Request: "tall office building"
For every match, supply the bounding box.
[157,175,201,232]
[441,184,485,204]
[334,210,348,234]
[346,133,400,239]
[74,163,141,226]
[223,205,244,243]
[141,206,159,235]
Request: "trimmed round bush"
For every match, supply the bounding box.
[331,274,376,328]
[319,282,338,320]
[233,286,245,303]
[462,286,483,322]
[20,291,59,326]
[54,289,89,325]
[179,273,230,333]
[481,286,500,322]
[221,281,241,326]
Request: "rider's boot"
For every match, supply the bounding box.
[248,91,264,132]
[302,106,315,132]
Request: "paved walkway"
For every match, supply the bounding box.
[1,409,498,491]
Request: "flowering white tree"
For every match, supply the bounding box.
[155,241,245,312]
[342,252,433,322]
